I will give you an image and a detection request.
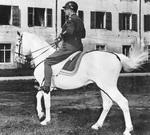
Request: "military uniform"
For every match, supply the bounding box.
[44,13,86,88]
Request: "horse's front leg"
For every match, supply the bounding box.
[40,91,51,125]
[36,91,45,120]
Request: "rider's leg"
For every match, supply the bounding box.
[41,49,75,93]
[43,59,52,93]
[39,58,52,93]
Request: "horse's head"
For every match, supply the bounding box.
[15,31,56,66]
[16,31,33,54]
[15,31,30,64]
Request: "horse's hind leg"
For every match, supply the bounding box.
[96,85,133,135]
[91,91,113,130]
[110,88,133,135]
[113,91,133,135]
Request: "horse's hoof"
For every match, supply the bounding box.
[123,127,133,135]
[39,115,46,122]
[91,123,102,130]
[40,121,47,125]
[123,132,131,135]
[40,118,51,126]
[38,112,44,119]
[40,120,48,125]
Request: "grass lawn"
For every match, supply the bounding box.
[0,80,150,135]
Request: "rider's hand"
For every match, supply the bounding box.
[54,34,62,43]
[54,34,63,48]
[54,37,61,44]
[54,35,62,49]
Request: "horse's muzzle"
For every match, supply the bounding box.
[15,56,26,64]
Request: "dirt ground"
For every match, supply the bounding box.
[0,80,150,135]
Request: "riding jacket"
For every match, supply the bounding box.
[45,13,86,65]
[60,13,86,52]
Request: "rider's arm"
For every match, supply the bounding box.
[54,19,75,47]
[61,19,75,39]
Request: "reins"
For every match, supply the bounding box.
[15,32,61,70]
[31,42,57,69]
[31,42,55,54]
[31,42,56,61]
[15,38,57,66]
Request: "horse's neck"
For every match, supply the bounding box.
[25,33,55,66]
[31,44,56,66]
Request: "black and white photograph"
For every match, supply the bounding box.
[0,0,150,135]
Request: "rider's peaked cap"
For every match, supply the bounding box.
[63,1,78,12]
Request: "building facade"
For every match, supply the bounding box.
[0,0,150,69]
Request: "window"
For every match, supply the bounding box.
[119,13,137,31]
[145,0,150,2]
[0,44,11,63]
[120,0,137,1]
[147,45,150,60]
[96,44,106,51]
[28,7,52,27]
[91,11,112,30]
[122,45,131,56]
[78,10,84,22]
[0,5,20,26]
[144,15,150,32]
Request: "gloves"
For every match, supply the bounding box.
[54,33,62,48]
[54,34,63,49]
[54,34,62,44]
[54,37,61,44]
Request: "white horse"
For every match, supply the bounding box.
[15,32,148,135]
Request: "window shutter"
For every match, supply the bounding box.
[61,10,65,27]
[78,10,84,22]
[12,6,20,27]
[144,15,147,32]
[106,12,112,30]
[132,14,137,31]
[91,12,95,29]
[28,8,34,27]
[119,13,123,31]
[144,15,150,32]
[47,9,52,27]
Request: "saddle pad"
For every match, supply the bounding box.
[62,52,81,71]
[60,52,85,75]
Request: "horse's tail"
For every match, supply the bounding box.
[118,47,148,72]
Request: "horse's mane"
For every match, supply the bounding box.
[23,32,50,47]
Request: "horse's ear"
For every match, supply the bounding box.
[17,31,21,36]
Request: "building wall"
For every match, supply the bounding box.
[0,0,150,69]
[57,0,140,51]
[0,0,56,69]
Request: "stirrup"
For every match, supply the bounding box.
[39,86,50,94]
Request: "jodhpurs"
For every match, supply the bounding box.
[44,48,76,87]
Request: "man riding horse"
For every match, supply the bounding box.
[40,1,86,93]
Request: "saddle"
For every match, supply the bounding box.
[59,51,85,75]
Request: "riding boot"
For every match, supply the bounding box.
[40,60,52,93]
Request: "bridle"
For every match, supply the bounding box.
[15,34,27,63]
[15,34,23,57]
[15,33,57,67]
